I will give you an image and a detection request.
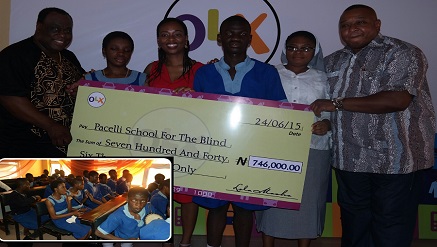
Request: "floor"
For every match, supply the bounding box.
[0,224,436,247]
[177,235,437,247]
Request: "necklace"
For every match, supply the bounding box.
[102,68,130,78]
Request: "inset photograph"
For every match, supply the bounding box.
[0,158,172,244]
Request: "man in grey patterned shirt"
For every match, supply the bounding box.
[311,4,435,247]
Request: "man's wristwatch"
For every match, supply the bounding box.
[332,97,344,110]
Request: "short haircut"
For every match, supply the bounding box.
[147,182,159,191]
[109,169,116,175]
[220,15,251,33]
[343,4,378,19]
[128,186,149,198]
[89,171,98,177]
[159,179,170,190]
[50,180,64,191]
[37,7,72,23]
[285,31,316,47]
[25,173,34,179]
[102,31,134,51]
[99,173,107,180]
[344,4,375,13]
[72,177,84,186]
[154,173,165,181]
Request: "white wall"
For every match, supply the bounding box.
[9,0,437,130]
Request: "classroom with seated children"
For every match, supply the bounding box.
[0,159,171,245]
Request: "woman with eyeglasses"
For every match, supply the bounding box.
[255,31,332,247]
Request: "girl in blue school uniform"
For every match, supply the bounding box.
[84,171,106,209]
[84,31,146,86]
[45,180,91,239]
[67,177,91,212]
[116,173,132,195]
[95,187,158,247]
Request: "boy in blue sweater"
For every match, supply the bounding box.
[96,187,156,246]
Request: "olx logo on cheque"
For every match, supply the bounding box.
[88,92,106,108]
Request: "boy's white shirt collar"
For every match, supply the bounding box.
[122,204,146,227]
[158,191,167,199]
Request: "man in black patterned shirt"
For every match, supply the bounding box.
[0,7,84,157]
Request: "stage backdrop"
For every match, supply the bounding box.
[2,0,437,239]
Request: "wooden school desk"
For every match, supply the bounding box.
[79,194,127,239]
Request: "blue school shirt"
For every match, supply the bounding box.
[84,180,103,208]
[66,189,87,210]
[150,191,168,219]
[116,180,129,195]
[107,178,117,192]
[98,183,114,200]
[97,203,153,239]
[193,56,286,100]
[193,56,286,210]
[43,185,53,198]
[139,218,170,240]
[85,70,146,86]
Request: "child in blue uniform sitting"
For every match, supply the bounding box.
[150,178,170,219]
[98,173,116,201]
[45,180,91,239]
[96,187,157,247]
[84,171,105,209]
[116,173,133,195]
[139,216,171,241]
[67,177,91,212]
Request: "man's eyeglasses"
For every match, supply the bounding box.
[285,46,315,52]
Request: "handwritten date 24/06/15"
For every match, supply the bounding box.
[254,118,302,130]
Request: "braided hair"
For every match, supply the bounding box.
[147,18,194,84]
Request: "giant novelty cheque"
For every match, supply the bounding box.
[68,81,314,209]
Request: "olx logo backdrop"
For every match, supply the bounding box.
[165,0,280,63]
